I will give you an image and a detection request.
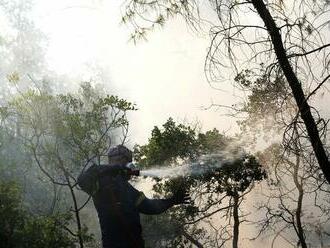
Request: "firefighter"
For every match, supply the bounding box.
[88,145,190,248]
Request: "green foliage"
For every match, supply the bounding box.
[234,69,292,141]
[1,81,136,247]
[6,72,20,85]
[136,118,266,246]
[8,82,136,176]
[0,181,75,248]
[134,118,199,167]
[203,155,267,196]
[197,128,228,154]
[122,0,196,42]
[235,69,289,119]
[0,106,10,120]
[0,181,23,239]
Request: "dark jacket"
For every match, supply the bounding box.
[93,170,173,248]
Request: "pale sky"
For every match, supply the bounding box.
[32,0,241,146]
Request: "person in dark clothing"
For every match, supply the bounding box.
[91,145,190,248]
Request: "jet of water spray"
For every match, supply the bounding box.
[138,151,244,179]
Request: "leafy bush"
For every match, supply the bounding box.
[0,181,75,248]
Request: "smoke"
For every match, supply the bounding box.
[139,151,244,179]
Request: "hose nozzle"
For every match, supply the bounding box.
[129,169,140,176]
[126,162,140,177]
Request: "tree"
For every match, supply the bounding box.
[134,118,205,247]
[122,0,330,183]
[234,58,330,246]
[255,141,330,247]
[0,180,76,248]
[134,117,199,166]
[3,81,136,247]
[0,0,48,99]
[135,118,266,247]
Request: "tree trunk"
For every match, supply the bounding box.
[232,193,240,248]
[293,152,307,248]
[251,0,330,184]
[64,171,84,248]
[296,189,307,248]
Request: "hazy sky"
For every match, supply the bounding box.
[32,0,242,146]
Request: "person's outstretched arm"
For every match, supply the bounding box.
[98,164,127,176]
[135,188,190,215]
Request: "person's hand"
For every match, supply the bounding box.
[171,188,191,205]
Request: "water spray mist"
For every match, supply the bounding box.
[134,151,245,179]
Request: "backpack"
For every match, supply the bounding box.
[77,164,100,195]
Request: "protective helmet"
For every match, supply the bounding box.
[107,145,133,162]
